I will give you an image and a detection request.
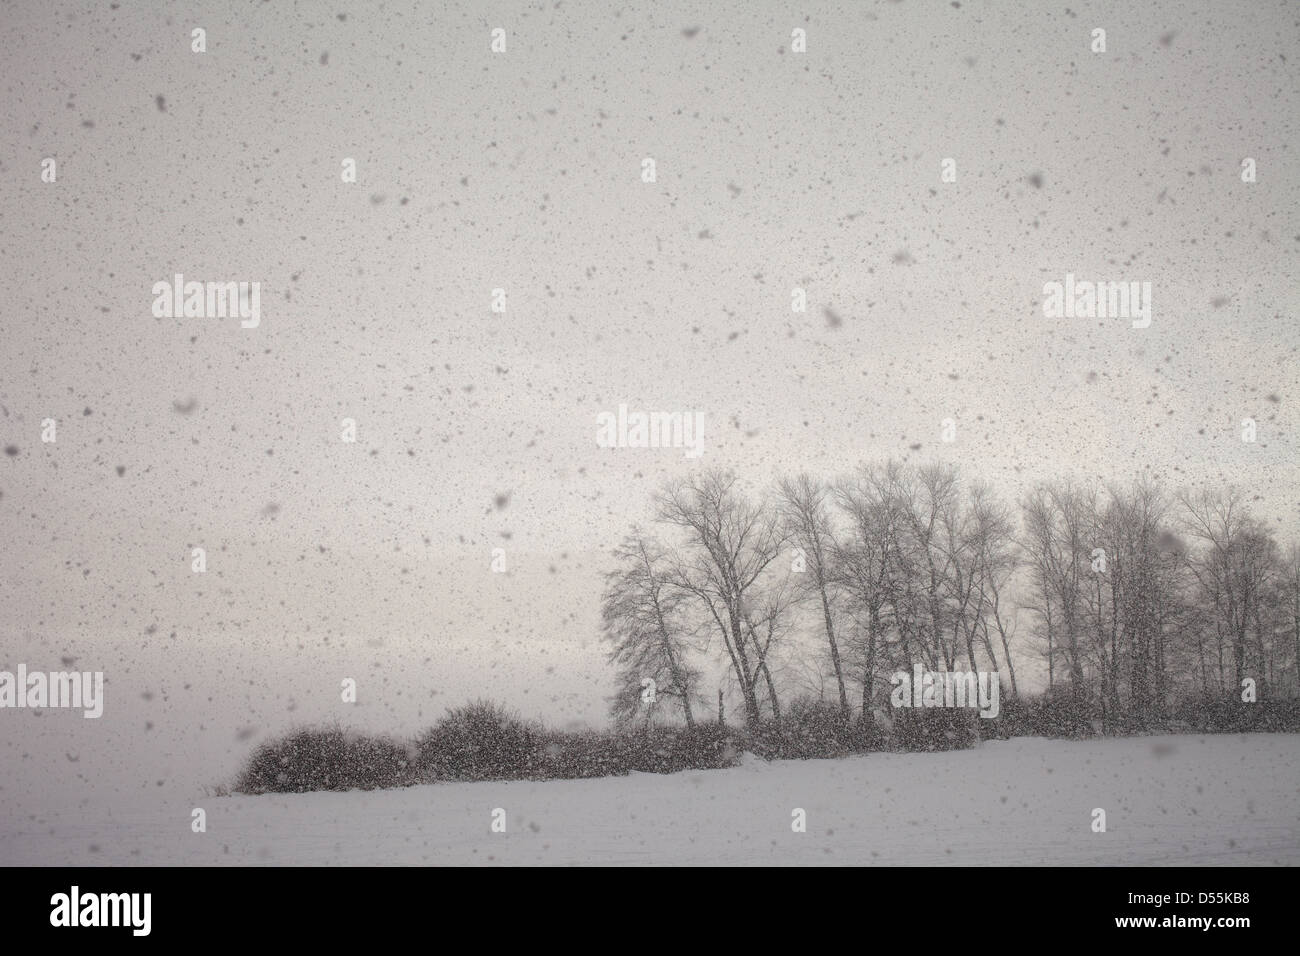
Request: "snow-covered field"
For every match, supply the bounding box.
[3,734,1297,866]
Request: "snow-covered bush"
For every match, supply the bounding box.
[235,726,415,794]
[889,707,980,752]
[415,699,543,781]
[777,697,855,759]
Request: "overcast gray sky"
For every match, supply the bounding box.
[1,0,1296,819]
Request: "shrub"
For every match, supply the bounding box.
[235,726,415,794]
[985,694,1031,739]
[1171,695,1300,734]
[529,723,740,778]
[889,707,980,752]
[1027,692,1098,739]
[415,699,543,781]
[536,729,634,779]
[778,697,855,759]
[848,710,889,752]
[654,722,740,771]
[743,718,786,760]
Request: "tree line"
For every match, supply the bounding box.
[602,464,1300,731]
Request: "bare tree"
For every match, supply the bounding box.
[882,462,962,671]
[1285,545,1300,691]
[961,482,1017,687]
[604,464,1299,737]
[740,576,800,722]
[601,532,701,728]
[1021,482,1093,699]
[1181,488,1274,699]
[832,467,898,714]
[778,473,850,719]
[655,470,786,727]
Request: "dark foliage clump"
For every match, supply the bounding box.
[1023,693,1098,739]
[982,695,1030,740]
[537,723,740,778]
[415,699,543,781]
[1172,695,1300,733]
[637,722,739,772]
[535,730,633,779]
[889,706,981,751]
[848,710,889,752]
[235,725,415,794]
[771,697,856,759]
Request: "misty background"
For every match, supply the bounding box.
[1,0,1296,822]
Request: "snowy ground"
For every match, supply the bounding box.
[2,733,1297,866]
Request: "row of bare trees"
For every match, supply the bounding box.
[601,464,1300,728]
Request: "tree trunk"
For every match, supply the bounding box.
[758,661,781,723]
[818,579,850,719]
